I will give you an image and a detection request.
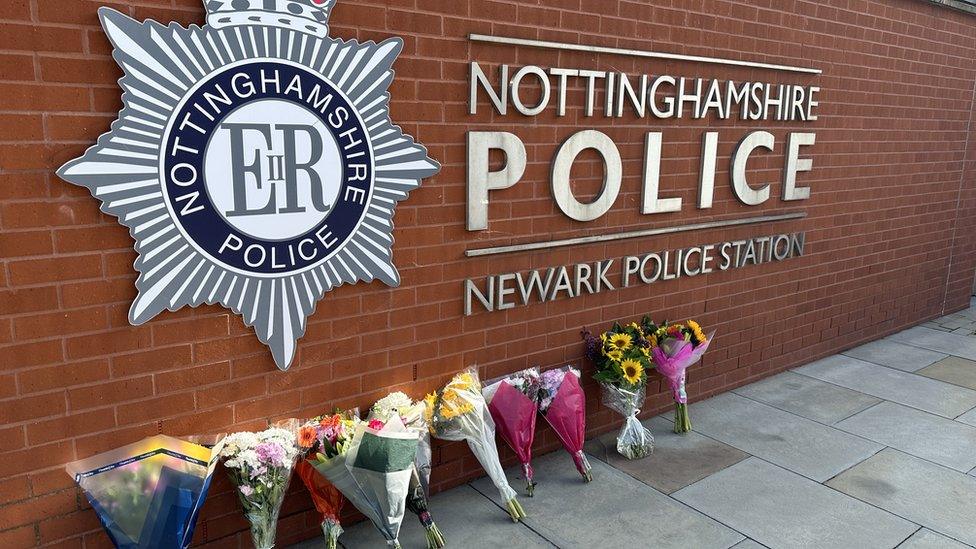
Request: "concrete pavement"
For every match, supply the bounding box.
[295,300,976,548]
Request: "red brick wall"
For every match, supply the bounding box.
[2,0,975,546]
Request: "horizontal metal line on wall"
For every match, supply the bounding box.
[465,212,809,257]
[926,0,976,15]
[468,34,822,75]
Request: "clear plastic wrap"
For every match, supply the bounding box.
[344,416,419,549]
[650,326,715,433]
[65,435,224,549]
[598,382,653,460]
[294,460,343,549]
[310,411,418,549]
[425,368,526,521]
[483,367,540,496]
[220,423,300,549]
[370,393,445,548]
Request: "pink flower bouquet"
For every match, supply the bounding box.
[538,366,592,481]
[483,367,540,496]
[647,320,714,433]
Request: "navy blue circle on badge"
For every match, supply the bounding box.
[162,61,372,274]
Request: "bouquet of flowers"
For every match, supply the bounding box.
[483,368,541,496]
[220,424,300,549]
[370,392,446,548]
[583,321,654,459]
[294,457,344,549]
[299,410,356,548]
[537,366,592,481]
[65,435,224,549]
[308,410,419,549]
[646,319,714,433]
[425,369,526,521]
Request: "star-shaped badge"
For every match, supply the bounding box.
[58,0,440,370]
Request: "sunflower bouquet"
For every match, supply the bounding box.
[369,392,446,549]
[583,321,654,459]
[425,369,526,521]
[645,320,714,434]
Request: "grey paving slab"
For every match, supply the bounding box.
[917,356,976,390]
[687,393,882,481]
[842,339,947,372]
[897,529,972,549]
[672,458,917,549]
[583,416,748,493]
[889,326,976,361]
[793,355,976,418]
[332,484,553,549]
[828,448,976,546]
[731,541,768,549]
[956,406,976,426]
[733,371,881,424]
[471,451,743,549]
[835,401,976,472]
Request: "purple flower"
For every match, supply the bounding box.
[239,485,254,497]
[255,441,286,467]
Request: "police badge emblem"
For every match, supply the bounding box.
[57,0,440,370]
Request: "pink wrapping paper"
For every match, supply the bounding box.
[487,381,538,491]
[540,370,590,478]
[651,333,714,403]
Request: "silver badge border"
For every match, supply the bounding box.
[57,6,440,370]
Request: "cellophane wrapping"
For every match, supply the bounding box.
[294,460,343,549]
[598,382,653,460]
[370,393,445,548]
[650,330,715,433]
[65,435,224,549]
[344,416,419,548]
[425,368,525,521]
[483,367,540,496]
[221,423,300,549]
[538,366,592,481]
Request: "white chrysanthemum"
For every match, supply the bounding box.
[373,391,413,419]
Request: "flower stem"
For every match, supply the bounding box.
[673,403,692,433]
[506,497,527,522]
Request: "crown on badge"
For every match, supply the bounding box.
[205,0,336,37]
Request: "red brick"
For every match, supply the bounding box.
[0,1,975,547]
[8,254,103,285]
[0,285,60,315]
[0,475,30,505]
[18,359,110,394]
[14,307,108,340]
[0,525,35,547]
[0,489,76,530]
[0,392,66,423]
[0,24,85,54]
[67,376,153,410]
[0,339,64,369]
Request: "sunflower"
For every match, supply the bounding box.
[620,359,644,385]
[607,349,624,361]
[687,320,708,344]
[647,333,658,347]
[608,333,633,350]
